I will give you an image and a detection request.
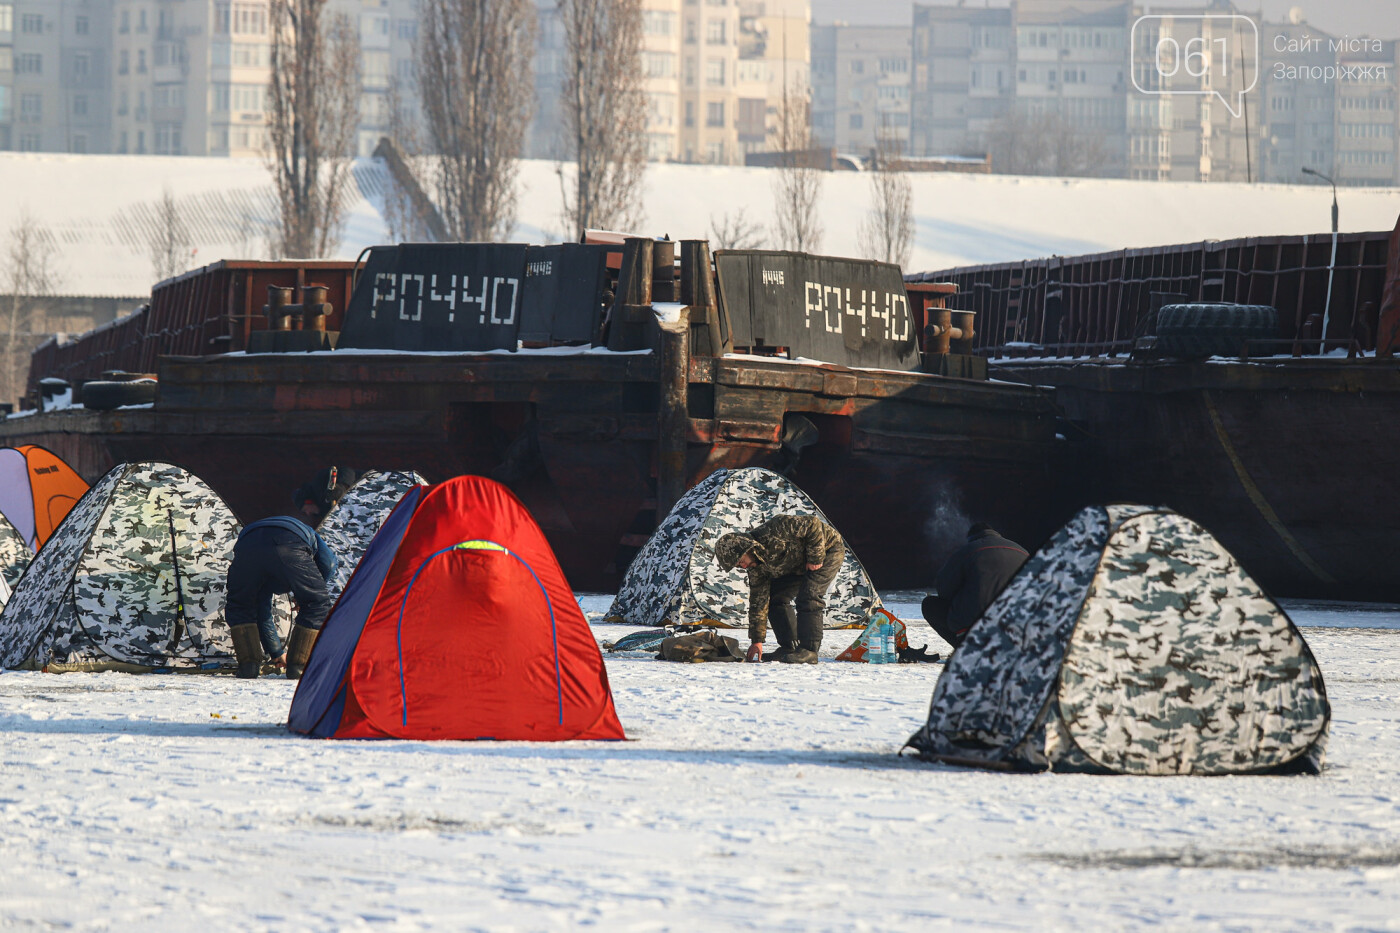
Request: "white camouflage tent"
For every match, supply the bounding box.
[606,468,880,629]
[0,462,287,672]
[907,505,1331,775]
[316,469,428,600]
[0,511,31,597]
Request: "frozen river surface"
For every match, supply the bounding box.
[1,598,1399,931]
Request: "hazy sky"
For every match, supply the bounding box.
[811,1,1400,38]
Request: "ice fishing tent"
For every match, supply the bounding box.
[907,505,1330,775]
[606,467,880,629]
[0,511,32,594]
[0,445,89,550]
[316,469,428,600]
[0,462,283,672]
[288,475,625,741]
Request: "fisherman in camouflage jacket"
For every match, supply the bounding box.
[714,514,845,665]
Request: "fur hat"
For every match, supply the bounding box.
[714,533,758,571]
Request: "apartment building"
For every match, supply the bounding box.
[4,0,412,157]
[810,24,911,155]
[909,4,1013,158]
[5,0,112,154]
[738,0,810,157]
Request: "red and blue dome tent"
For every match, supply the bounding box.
[288,476,625,741]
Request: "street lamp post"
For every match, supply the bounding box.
[1301,166,1339,350]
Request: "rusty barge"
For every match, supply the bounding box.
[909,229,1400,602]
[6,239,1062,592]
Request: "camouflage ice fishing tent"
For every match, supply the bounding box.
[316,469,428,600]
[606,467,880,629]
[907,505,1330,775]
[0,462,278,672]
[0,511,32,595]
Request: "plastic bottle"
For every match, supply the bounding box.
[870,621,894,664]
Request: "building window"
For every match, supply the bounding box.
[233,3,267,35]
[19,133,40,151]
[73,95,87,117]
[138,50,147,73]
[705,19,725,44]
[211,84,230,111]
[138,9,147,32]
[704,58,725,86]
[16,52,40,74]
[706,140,724,163]
[233,84,265,112]
[20,12,41,33]
[215,3,230,35]
[685,100,694,127]
[0,5,11,32]
[119,9,129,33]
[118,88,129,115]
[850,60,864,75]
[75,14,88,35]
[645,52,675,79]
[849,113,863,129]
[397,19,417,40]
[118,49,129,74]
[706,100,725,126]
[19,93,41,122]
[644,11,674,36]
[137,129,146,154]
[119,130,128,153]
[74,52,90,79]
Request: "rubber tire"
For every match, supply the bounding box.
[1156,303,1279,359]
[80,379,157,411]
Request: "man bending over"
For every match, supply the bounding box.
[714,514,845,665]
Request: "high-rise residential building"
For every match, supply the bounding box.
[7,0,112,154]
[1259,20,1337,185]
[643,0,682,161]
[910,3,1013,158]
[679,0,739,164]
[810,24,911,155]
[738,0,810,156]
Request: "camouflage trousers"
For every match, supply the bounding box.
[766,543,844,650]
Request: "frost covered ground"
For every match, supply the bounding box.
[1,596,1399,932]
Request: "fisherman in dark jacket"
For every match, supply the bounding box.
[923,523,1029,649]
[714,514,845,665]
[225,515,338,680]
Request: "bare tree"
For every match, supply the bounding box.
[418,0,535,242]
[558,0,647,237]
[770,87,823,253]
[266,0,361,258]
[377,79,443,243]
[2,211,60,407]
[149,187,195,282]
[709,208,766,250]
[858,125,914,268]
[984,108,1109,178]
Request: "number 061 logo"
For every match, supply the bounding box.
[1130,14,1259,119]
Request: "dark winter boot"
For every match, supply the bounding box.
[779,646,820,665]
[763,644,799,662]
[284,624,320,680]
[229,624,264,679]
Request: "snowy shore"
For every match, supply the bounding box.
[1,598,1398,931]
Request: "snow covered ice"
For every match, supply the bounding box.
[1,595,1399,931]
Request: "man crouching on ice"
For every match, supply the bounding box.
[714,515,845,665]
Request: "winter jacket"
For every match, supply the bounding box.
[934,528,1029,638]
[238,516,338,583]
[740,514,844,640]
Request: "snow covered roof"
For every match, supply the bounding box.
[3,151,1398,298]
